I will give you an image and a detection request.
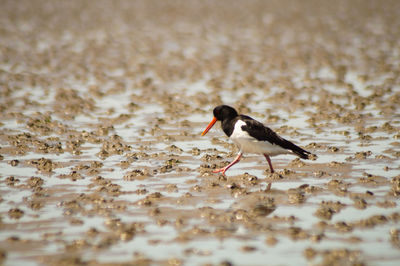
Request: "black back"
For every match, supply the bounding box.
[239,115,311,159]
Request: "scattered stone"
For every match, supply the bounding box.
[8,208,24,219]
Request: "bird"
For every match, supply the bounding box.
[201,105,312,176]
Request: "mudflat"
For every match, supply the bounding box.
[1,1,400,265]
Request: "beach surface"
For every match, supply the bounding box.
[1,1,400,265]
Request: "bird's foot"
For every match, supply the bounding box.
[265,183,272,192]
[213,168,226,175]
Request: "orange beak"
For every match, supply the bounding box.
[201,117,217,136]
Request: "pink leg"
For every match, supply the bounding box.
[213,152,242,175]
[263,154,274,173]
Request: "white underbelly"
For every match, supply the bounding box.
[232,137,290,156]
[230,120,291,156]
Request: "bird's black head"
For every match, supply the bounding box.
[201,105,239,136]
[213,105,238,121]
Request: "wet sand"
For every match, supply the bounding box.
[1,0,400,265]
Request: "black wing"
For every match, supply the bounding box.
[239,115,311,159]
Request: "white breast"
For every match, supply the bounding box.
[230,120,291,156]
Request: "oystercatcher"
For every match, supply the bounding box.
[201,105,312,175]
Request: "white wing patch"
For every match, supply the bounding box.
[230,120,291,156]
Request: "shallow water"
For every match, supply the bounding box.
[1,1,400,266]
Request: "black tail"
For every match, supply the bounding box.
[281,138,312,159]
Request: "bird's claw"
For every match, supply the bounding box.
[213,168,226,175]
